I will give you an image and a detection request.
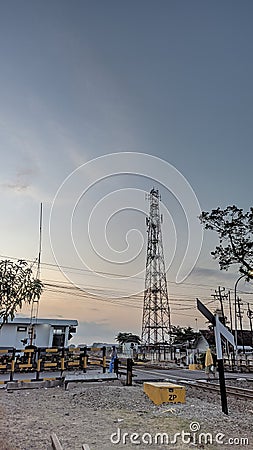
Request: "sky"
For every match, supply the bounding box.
[0,1,253,345]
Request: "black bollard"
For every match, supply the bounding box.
[126,358,133,386]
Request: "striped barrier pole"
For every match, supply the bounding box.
[10,348,15,382]
[36,348,42,381]
[82,347,87,373]
[102,346,106,373]
[60,348,65,376]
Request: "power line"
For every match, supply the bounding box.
[1,252,248,292]
[1,253,252,313]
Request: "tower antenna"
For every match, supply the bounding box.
[141,188,171,352]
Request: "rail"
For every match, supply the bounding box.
[192,380,253,400]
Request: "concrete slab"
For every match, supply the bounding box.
[64,373,117,383]
[6,379,61,390]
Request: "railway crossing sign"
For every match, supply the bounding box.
[196,298,235,415]
[214,315,235,359]
[196,298,216,326]
[196,298,235,359]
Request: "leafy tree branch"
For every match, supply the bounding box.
[0,259,43,326]
[199,205,253,278]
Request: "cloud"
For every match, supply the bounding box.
[191,265,242,290]
[73,320,118,346]
[1,182,30,192]
[0,159,39,193]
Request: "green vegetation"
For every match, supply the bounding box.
[200,205,253,278]
[0,259,43,326]
[116,332,141,345]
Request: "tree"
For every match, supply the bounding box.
[0,259,43,326]
[116,332,141,345]
[200,205,253,279]
[171,326,199,346]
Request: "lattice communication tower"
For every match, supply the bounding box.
[141,188,171,346]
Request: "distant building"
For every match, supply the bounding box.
[92,343,119,349]
[194,329,216,352]
[0,317,78,349]
[122,341,139,357]
[194,329,253,354]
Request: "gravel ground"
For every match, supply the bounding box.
[0,379,252,450]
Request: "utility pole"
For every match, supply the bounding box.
[226,290,235,366]
[227,291,233,331]
[141,188,171,352]
[237,298,245,354]
[217,286,226,325]
[247,303,253,347]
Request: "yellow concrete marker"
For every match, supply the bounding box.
[189,364,202,370]
[143,382,186,405]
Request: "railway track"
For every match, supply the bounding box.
[134,367,253,400]
[192,380,253,400]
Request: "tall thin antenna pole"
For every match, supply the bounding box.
[36,202,43,280]
[29,203,43,346]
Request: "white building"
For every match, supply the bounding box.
[122,342,139,357]
[0,317,78,349]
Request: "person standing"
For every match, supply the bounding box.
[211,351,217,378]
[109,345,117,373]
[205,348,214,381]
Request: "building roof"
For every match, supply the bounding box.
[197,329,216,347]
[198,328,253,347]
[235,330,253,347]
[0,317,78,326]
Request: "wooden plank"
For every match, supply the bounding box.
[50,433,63,450]
[18,364,33,369]
[44,362,58,367]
